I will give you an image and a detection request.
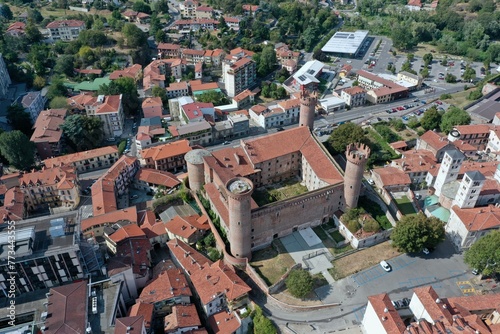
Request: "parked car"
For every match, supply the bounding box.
[223,141,231,145]
[380,261,392,272]
[422,248,430,255]
[435,101,443,105]
[277,127,285,132]
[367,179,375,185]
[402,116,409,121]
[472,268,479,275]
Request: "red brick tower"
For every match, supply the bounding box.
[185,149,211,191]
[299,89,317,131]
[226,177,253,260]
[344,143,370,209]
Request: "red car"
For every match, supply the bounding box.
[436,101,443,105]
[397,106,405,111]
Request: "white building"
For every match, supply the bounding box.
[318,96,345,113]
[0,54,11,99]
[340,86,366,107]
[222,56,256,97]
[433,150,464,197]
[248,98,301,129]
[486,128,500,157]
[453,171,485,209]
[46,20,86,41]
[21,91,46,122]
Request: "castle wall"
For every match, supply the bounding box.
[250,183,344,248]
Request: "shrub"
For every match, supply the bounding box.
[363,219,380,233]
[285,269,314,299]
[347,220,361,233]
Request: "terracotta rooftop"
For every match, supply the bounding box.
[389,141,408,151]
[139,268,192,304]
[343,86,366,95]
[278,98,301,110]
[459,161,499,178]
[164,214,210,240]
[208,311,241,334]
[454,124,493,135]
[392,149,438,173]
[67,92,95,110]
[190,260,251,305]
[0,187,25,222]
[129,302,154,330]
[45,281,87,334]
[114,316,145,334]
[190,82,219,92]
[142,97,163,118]
[20,166,77,190]
[372,167,412,186]
[43,146,118,168]
[116,237,151,276]
[141,139,192,161]
[90,178,117,216]
[81,206,137,233]
[168,81,189,91]
[167,238,212,276]
[414,286,453,326]
[30,109,66,144]
[164,304,201,332]
[46,19,85,28]
[135,168,181,188]
[367,293,406,334]
[419,130,452,151]
[108,223,146,243]
[157,43,181,50]
[451,205,500,232]
[109,64,142,80]
[95,95,122,114]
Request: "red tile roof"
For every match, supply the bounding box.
[45,281,87,334]
[43,146,118,168]
[95,95,122,114]
[142,97,163,118]
[419,130,451,151]
[20,166,77,190]
[109,223,146,243]
[167,239,212,276]
[141,140,192,161]
[116,237,151,276]
[208,311,241,334]
[451,205,500,232]
[367,293,406,334]
[164,304,201,332]
[164,214,210,240]
[372,167,411,186]
[278,98,300,110]
[392,149,438,173]
[81,206,137,233]
[454,124,493,135]
[46,20,85,28]
[158,43,181,50]
[343,86,366,95]
[129,302,154,330]
[115,316,145,334]
[0,187,25,222]
[190,260,251,305]
[414,286,453,325]
[109,64,142,80]
[30,109,66,144]
[135,168,181,188]
[138,268,192,304]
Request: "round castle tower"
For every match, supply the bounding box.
[185,149,212,191]
[299,90,317,131]
[344,143,370,209]
[226,177,254,260]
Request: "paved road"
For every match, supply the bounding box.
[256,237,473,332]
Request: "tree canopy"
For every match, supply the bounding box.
[420,107,442,131]
[60,115,104,151]
[122,23,148,48]
[7,104,33,136]
[440,106,471,133]
[196,90,229,106]
[252,305,276,334]
[390,213,445,253]
[328,123,369,154]
[0,131,35,170]
[464,231,500,276]
[285,268,314,299]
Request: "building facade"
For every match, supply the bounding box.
[222,57,256,97]
[46,20,86,41]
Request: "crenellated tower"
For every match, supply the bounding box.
[226,177,254,260]
[344,143,370,209]
[299,89,317,131]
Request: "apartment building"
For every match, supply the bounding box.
[174,19,218,32]
[84,94,125,138]
[341,86,366,107]
[142,97,163,118]
[21,91,46,122]
[180,0,198,18]
[166,81,189,98]
[109,64,143,82]
[143,59,183,93]
[168,120,213,146]
[448,124,494,151]
[224,17,241,31]
[157,43,182,58]
[46,19,85,41]
[20,165,80,211]
[141,139,192,173]
[0,54,12,99]
[222,56,256,97]
[30,108,67,160]
[43,146,119,173]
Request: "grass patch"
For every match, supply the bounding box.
[330,241,401,279]
[439,87,479,109]
[252,178,308,206]
[395,196,417,215]
[366,128,397,155]
[250,240,296,286]
[358,196,392,230]
[312,226,328,241]
[330,230,345,243]
[373,124,401,143]
[331,244,352,255]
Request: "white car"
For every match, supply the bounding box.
[422,248,430,255]
[380,260,392,272]
[367,179,375,185]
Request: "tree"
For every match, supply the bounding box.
[33,76,46,90]
[155,29,167,43]
[153,0,169,13]
[420,107,442,131]
[54,55,75,77]
[132,1,152,14]
[7,104,33,136]
[47,78,68,100]
[462,66,476,81]
[407,53,415,62]
[423,53,433,65]
[440,107,471,133]
[49,96,69,109]
[196,90,228,106]
[61,115,104,151]
[98,77,139,116]
[390,213,445,253]
[252,306,277,334]
[0,4,13,20]
[25,21,43,44]
[285,269,314,299]
[78,30,108,47]
[445,73,456,83]
[0,131,35,170]
[150,86,167,106]
[328,123,369,154]
[122,23,148,48]
[420,68,429,78]
[464,231,500,276]
[407,116,420,129]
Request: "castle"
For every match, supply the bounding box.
[185,96,369,259]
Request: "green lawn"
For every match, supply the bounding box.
[395,196,417,215]
[358,196,393,230]
[252,179,308,206]
[250,240,296,286]
[330,230,345,243]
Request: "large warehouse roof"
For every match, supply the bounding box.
[321,30,369,54]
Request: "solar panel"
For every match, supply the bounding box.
[307,69,316,75]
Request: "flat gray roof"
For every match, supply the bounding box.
[321,30,369,54]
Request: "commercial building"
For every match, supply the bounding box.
[46,19,86,41]
[289,60,324,92]
[341,86,366,107]
[357,70,409,104]
[321,30,369,58]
